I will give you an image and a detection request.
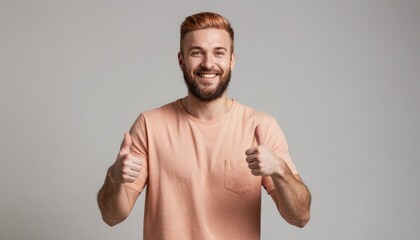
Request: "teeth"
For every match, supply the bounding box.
[199,73,217,78]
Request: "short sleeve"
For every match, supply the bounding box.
[267,117,298,174]
[124,114,149,193]
[262,117,299,194]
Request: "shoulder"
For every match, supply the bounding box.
[130,100,184,130]
[234,100,277,125]
[140,99,181,119]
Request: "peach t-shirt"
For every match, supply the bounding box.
[125,99,298,240]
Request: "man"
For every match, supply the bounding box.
[98,12,311,240]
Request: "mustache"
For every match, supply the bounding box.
[195,69,222,74]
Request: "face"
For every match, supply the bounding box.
[178,28,235,101]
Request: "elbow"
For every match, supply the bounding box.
[99,205,129,227]
[292,211,310,228]
[102,213,127,227]
[295,217,310,228]
[97,199,130,227]
[104,220,120,227]
[281,207,310,228]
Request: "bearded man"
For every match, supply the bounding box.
[98,12,311,240]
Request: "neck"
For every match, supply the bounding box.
[181,94,233,121]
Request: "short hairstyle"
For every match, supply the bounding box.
[180,12,234,52]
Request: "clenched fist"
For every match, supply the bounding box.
[108,132,143,184]
[245,125,287,177]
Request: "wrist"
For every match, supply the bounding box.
[106,167,121,187]
[271,157,288,178]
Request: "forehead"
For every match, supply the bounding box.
[182,28,232,51]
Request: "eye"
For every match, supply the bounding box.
[215,51,225,57]
[190,51,202,57]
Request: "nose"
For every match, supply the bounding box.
[201,53,215,69]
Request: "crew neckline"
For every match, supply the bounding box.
[176,98,237,124]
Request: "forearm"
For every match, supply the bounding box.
[271,169,311,227]
[97,169,132,226]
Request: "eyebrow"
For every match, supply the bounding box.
[188,46,228,52]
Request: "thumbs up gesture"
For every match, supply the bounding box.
[245,125,286,177]
[108,132,143,184]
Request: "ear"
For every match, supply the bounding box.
[230,52,236,71]
[178,51,184,70]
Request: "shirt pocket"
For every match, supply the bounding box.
[224,160,254,195]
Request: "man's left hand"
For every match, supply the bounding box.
[245,125,287,177]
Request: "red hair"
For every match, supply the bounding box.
[180,12,234,52]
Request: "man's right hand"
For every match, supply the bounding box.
[108,132,143,184]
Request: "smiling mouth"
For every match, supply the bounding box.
[197,73,218,78]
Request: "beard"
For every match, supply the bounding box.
[182,69,231,102]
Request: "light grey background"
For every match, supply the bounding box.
[1,0,419,239]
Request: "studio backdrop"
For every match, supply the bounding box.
[1,1,419,239]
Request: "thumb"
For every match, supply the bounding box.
[254,125,264,145]
[119,132,132,156]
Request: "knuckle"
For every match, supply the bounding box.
[135,158,142,165]
[122,159,131,167]
[127,178,135,183]
[122,167,130,174]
